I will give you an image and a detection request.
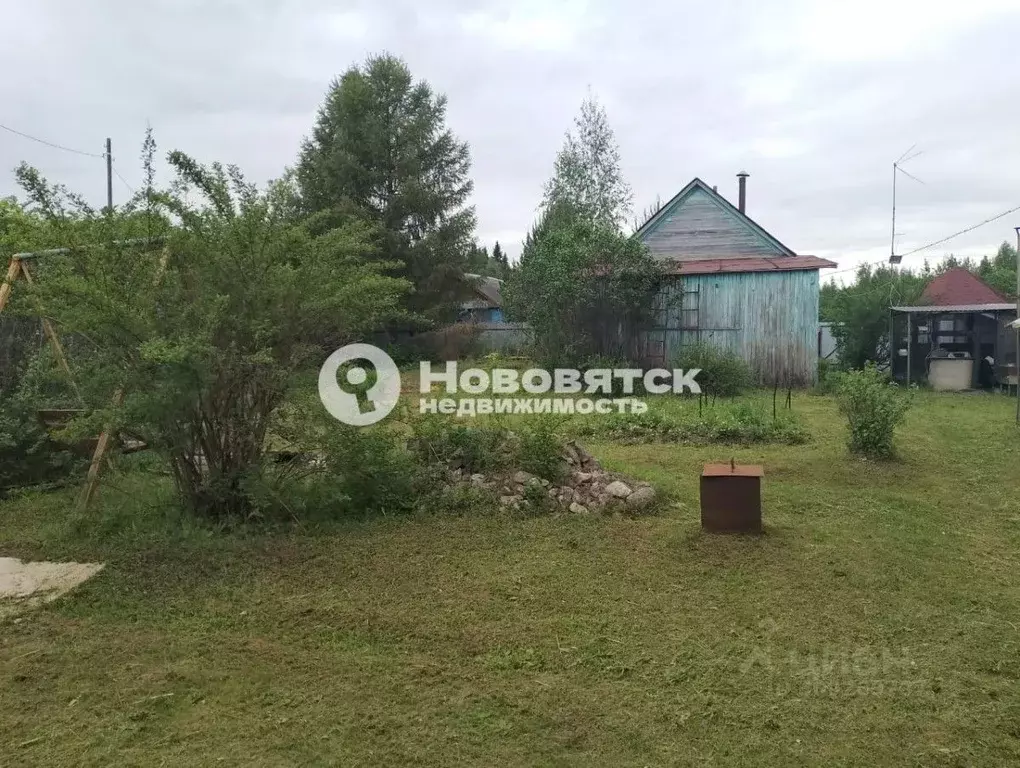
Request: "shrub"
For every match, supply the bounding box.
[317,427,425,515]
[409,413,569,481]
[836,364,912,459]
[571,400,807,446]
[520,481,555,516]
[0,349,81,496]
[815,358,846,395]
[517,420,566,481]
[16,147,409,520]
[409,415,514,474]
[259,417,435,521]
[671,342,752,397]
[503,211,664,368]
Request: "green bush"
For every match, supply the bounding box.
[255,425,433,521]
[410,415,514,474]
[517,420,566,481]
[836,364,912,459]
[503,210,664,368]
[0,350,81,496]
[410,413,568,482]
[520,481,555,516]
[15,148,410,521]
[815,358,846,395]
[571,400,807,446]
[671,342,752,397]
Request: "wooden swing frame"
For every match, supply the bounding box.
[0,238,167,511]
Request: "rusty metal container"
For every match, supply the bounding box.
[700,462,764,533]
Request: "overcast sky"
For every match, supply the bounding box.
[3,0,1019,282]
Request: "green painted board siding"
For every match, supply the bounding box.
[644,270,820,386]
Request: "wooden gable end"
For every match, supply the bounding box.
[638,182,793,262]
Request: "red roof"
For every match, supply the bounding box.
[664,255,837,275]
[921,268,1006,306]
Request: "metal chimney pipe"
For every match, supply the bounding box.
[737,172,749,213]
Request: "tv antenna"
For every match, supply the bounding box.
[889,144,925,264]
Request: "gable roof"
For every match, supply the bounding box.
[462,273,503,308]
[634,177,797,257]
[921,268,1007,307]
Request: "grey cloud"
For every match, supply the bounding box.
[2,0,1019,277]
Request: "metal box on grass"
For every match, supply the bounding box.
[700,463,764,533]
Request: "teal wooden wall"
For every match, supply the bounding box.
[645,270,820,386]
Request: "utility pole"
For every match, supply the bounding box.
[105,137,113,212]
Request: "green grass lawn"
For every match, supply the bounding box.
[2,392,1019,766]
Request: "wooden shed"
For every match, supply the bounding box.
[890,269,1018,389]
[635,175,836,386]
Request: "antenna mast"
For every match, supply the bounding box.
[889,145,924,265]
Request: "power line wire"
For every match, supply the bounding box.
[0,123,106,159]
[897,204,1020,258]
[824,202,1020,280]
[112,166,135,194]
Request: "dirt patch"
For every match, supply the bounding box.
[0,556,104,619]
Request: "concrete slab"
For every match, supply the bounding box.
[0,557,104,618]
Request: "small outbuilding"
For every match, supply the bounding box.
[890,269,1018,390]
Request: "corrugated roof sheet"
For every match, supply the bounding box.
[891,304,1017,313]
[921,268,1007,306]
[463,273,503,307]
[663,255,837,275]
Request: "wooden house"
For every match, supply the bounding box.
[635,174,836,386]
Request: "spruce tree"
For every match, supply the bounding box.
[492,241,507,275]
[297,53,476,323]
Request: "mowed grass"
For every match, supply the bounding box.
[2,392,1020,766]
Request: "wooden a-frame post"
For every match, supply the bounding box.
[0,238,167,513]
[78,246,170,511]
[0,255,83,404]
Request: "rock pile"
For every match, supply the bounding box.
[445,440,657,514]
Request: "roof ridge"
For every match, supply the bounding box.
[634,177,797,257]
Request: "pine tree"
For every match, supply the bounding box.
[542,94,632,232]
[296,53,476,323]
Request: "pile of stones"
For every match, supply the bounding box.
[445,440,657,514]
